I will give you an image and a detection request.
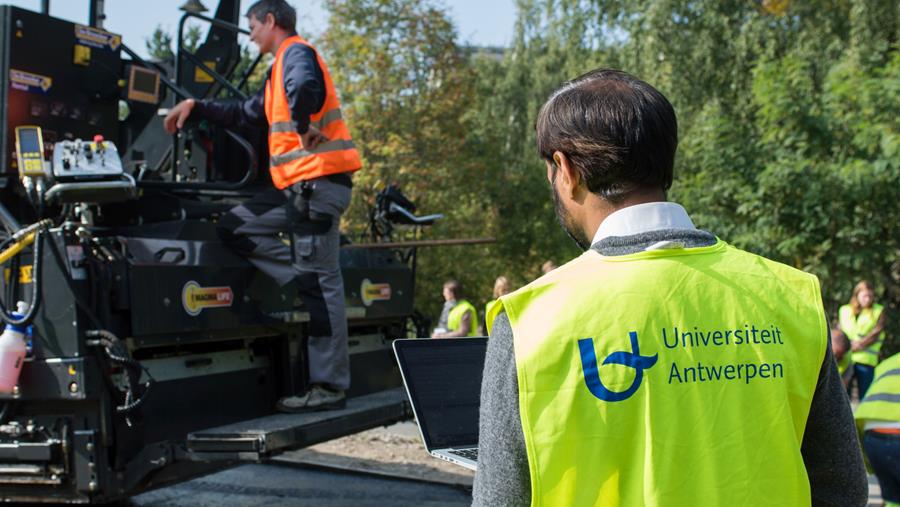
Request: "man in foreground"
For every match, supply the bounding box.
[475,69,868,506]
[164,0,360,412]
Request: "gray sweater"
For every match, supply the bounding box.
[472,229,869,507]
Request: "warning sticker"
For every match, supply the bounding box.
[74,24,121,52]
[9,69,52,94]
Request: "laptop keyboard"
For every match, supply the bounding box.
[450,448,478,461]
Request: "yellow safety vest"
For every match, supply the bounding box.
[855,352,900,425]
[839,303,885,367]
[487,240,826,507]
[448,300,477,337]
[485,299,497,332]
[837,353,852,376]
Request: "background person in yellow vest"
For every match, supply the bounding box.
[854,352,900,507]
[472,69,868,506]
[484,276,512,331]
[840,280,888,398]
[164,0,361,412]
[432,280,478,338]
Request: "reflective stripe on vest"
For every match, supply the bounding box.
[855,353,900,425]
[270,109,345,134]
[489,240,826,507]
[270,139,357,166]
[448,300,477,337]
[839,303,885,367]
[264,36,361,189]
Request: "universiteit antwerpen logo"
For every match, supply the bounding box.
[578,331,658,402]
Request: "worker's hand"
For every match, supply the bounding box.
[300,126,328,151]
[850,340,864,352]
[163,99,196,135]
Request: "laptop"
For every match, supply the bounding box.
[393,337,487,470]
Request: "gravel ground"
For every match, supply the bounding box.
[128,421,473,507]
[276,421,474,487]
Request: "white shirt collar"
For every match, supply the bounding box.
[592,202,696,245]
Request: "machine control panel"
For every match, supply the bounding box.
[14,125,47,178]
[52,135,124,181]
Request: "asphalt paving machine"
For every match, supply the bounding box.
[0,1,440,502]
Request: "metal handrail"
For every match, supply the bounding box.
[175,11,260,97]
[137,131,258,191]
[44,174,137,203]
[236,53,264,94]
[179,50,247,100]
[119,43,259,191]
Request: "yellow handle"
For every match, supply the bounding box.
[0,232,36,265]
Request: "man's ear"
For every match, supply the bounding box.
[554,151,580,199]
[266,12,276,28]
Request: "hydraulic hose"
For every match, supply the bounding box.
[0,220,52,327]
[85,330,154,423]
[0,232,36,265]
[0,229,44,327]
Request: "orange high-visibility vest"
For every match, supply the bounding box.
[264,36,361,189]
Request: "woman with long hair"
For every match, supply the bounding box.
[839,280,888,398]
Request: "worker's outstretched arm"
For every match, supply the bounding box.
[164,90,267,134]
[801,319,869,507]
[165,44,325,136]
[192,88,268,130]
[472,312,530,506]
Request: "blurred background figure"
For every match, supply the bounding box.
[541,260,557,274]
[840,281,888,398]
[854,352,900,507]
[831,328,853,389]
[432,280,478,338]
[485,276,512,330]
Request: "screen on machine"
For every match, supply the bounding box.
[17,128,41,154]
[132,68,158,94]
[398,339,486,449]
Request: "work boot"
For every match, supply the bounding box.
[276,385,346,413]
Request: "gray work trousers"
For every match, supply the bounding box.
[217,174,352,391]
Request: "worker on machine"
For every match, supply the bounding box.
[164,0,361,412]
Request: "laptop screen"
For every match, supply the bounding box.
[394,338,487,450]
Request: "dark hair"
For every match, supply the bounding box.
[444,280,463,299]
[536,69,677,203]
[246,0,297,33]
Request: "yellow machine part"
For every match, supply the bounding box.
[0,232,36,265]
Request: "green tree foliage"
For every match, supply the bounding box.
[320,0,504,325]
[326,0,899,349]
[183,24,203,54]
[231,47,272,93]
[146,27,174,61]
[145,24,203,62]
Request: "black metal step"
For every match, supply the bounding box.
[186,388,411,462]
